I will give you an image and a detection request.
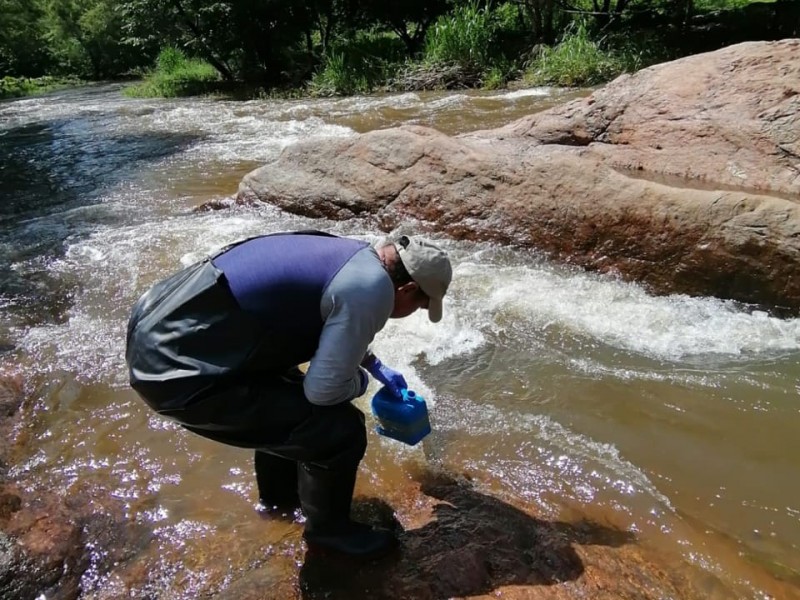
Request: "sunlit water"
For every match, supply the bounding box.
[1,83,799,599]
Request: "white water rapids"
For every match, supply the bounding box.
[1,83,799,598]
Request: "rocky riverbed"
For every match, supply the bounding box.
[0,370,736,599]
[2,40,800,600]
[235,40,800,314]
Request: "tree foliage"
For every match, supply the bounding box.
[1,0,152,77]
[0,0,50,76]
[358,0,451,54]
[1,0,793,89]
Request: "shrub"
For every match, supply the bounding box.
[308,33,406,96]
[155,47,188,75]
[424,2,495,71]
[0,75,81,99]
[124,47,219,98]
[524,20,644,87]
[483,66,509,90]
[308,53,370,96]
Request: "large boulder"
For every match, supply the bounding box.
[482,39,799,197]
[234,40,800,313]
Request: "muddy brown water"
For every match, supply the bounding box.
[1,83,799,599]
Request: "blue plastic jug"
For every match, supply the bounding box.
[371,386,431,446]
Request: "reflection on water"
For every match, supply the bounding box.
[1,84,799,599]
[0,106,200,336]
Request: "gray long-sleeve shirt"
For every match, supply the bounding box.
[303,245,394,405]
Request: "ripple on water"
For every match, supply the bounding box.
[3,87,800,599]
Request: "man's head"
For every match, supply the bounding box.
[379,236,452,322]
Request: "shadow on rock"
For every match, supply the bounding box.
[299,469,634,600]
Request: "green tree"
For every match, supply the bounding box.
[49,0,154,77]
[121,0,235,80]
[230,0,317,84]
[122,0,325,84]
[358,0,450,55]
[76,0,144,77]
[515,0,558,43]
[0,0,50,76]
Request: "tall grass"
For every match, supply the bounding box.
[309,53,370,96]
[424,2,495,71]
[309,34,406,96]
[124,47,219,98]
[0,75,81,99]
[524,21,644,87]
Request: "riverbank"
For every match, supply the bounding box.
[4,0,796,105]
[104,3,800,100]
[1,71,799,599]
[0,76,84,100]
[233,39,800,313]
[122,23,642,101]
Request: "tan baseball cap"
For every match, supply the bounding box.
[397,236,452,323]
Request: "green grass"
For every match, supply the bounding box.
[124,47,219,98]
[0,75,83,99]
[308,33,406,96]
[421,2,534,90]
[424,2,495,71]
[523,21,646,87]
[482,66,509,90]
[308,52,371,96]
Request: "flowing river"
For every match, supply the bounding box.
[1,84,799,599]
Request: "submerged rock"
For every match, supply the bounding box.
[0,372,150,600]
[0,370,778,598]
[234,39,800,314]
[218,471,725,600]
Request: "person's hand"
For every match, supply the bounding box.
[363,355,407,397]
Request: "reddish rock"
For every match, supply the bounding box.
[234,40,800,313]
[0,372,150,600]
[291,473,713,600]
[487,40,800,197]
[0,370,24,470]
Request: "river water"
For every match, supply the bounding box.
[1,84,799,599]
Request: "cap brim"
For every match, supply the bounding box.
[428,297,443,323]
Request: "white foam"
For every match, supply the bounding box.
[456,261,800,360]
[426,94,470,110]
[486,87,552,100]
[299,92,423,115]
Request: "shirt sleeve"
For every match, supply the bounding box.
[303,246,394,406]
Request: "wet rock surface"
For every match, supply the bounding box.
[217,471,718,600]
[0,369,765,599]
[234,40,800,314]
[0,372,150,600]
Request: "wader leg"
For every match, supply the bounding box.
[254,450,300,512]
[180,376,396,557]
[298,460,395,558]
[266,402,395,558]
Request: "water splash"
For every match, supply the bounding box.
[3,85,800,599]
[456,260,800,361]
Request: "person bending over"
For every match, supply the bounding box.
[125,230,452,558]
